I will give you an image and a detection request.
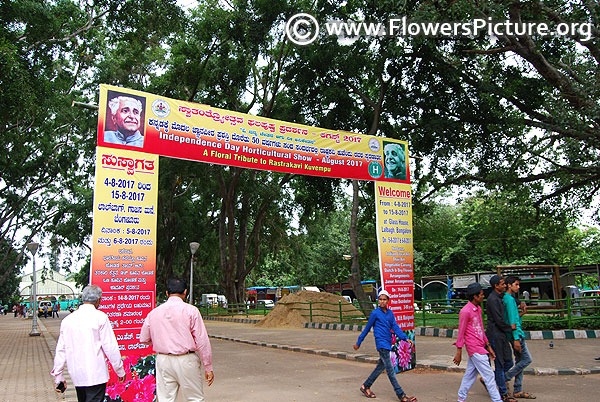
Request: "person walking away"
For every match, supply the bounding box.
[353,290,417,401]
[485,275,516,402]
[140,278,214,401]
[454,283,502,402]
[503,276,535,399]
[52,302,59,318]
[51,285,125,401]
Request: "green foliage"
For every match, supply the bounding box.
[413,191,593,278]
[1,0,599,297]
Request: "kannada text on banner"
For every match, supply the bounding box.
[375,181,416,373]
[90,146,159,355]
[375,182,415,329]
[97,84,409,183]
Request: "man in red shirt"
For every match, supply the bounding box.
[141,278,214,401]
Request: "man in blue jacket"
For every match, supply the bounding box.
[353,290,417,401]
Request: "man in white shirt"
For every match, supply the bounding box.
[51,285,125,401]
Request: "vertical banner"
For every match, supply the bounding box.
[375,181,415,373]
[90,146,159,356]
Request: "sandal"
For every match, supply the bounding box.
[399,394,418,402]
[360,385,376,398]
[513,392,536,399]
[501,395,518,402]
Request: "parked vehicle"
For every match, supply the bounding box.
[201,293,218,307]
[217,295,227,308]
[257,299,275,309]
[38,301,52,317]
[576,289,600,315]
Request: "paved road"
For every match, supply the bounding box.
[205,321,600,374]
[5,313,599,402]
[203,338,600,401]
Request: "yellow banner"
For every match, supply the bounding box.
[90,146,159,354]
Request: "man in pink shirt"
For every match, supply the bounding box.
[51,285,126,401]
[140,278,214,401]
[453,282,502,402]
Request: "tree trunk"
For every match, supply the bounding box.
[348,179,372,316]
[217,169,292,307]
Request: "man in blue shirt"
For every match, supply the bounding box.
[353,290,417,401]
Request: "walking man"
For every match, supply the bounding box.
[503,276,535,399]
[140,278,214,401]
[353,289,417,401]
[454,282,502,402]
[486,275,516,402]
[51,285,125,401]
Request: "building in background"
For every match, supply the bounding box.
[19,269,81,308]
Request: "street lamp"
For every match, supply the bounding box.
[27,242,40,337]
[189,242,200,305]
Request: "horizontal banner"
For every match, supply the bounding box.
[97,84,410,183]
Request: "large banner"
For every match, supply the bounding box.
[97,85,410,183]
[90,146,159,356]
[375,181,416,373]
[90,84,415,399]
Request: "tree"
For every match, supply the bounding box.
[413,190,583,277]
[398,1,600,219]
[0,0,100,286]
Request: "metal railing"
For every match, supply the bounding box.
[275,300,370,323]
[197,300,372,323]
[197,302,274,318]
[416,295,600,330]
[197,296,600,330]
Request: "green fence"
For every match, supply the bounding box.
[198,300,371,323]
[416,295,600,330]
[275,300,370,324]
[198,302,273,318]
[198,295,600,330]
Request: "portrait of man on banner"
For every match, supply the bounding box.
[383,141,407,180]
[104,90,146,148]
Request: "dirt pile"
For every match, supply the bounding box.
[256,290,365,328]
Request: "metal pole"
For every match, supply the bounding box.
[189,242,199,305]
[27,243,40,337]
[189,258,194,305]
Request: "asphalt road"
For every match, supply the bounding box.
[42,312,600,401]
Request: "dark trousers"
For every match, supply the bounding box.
[75,383,106,402]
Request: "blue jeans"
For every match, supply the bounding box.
[505,339,532,393]
[364,348,405,398]
[490,338,513,396]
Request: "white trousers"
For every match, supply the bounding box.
[156,353,204,402]
[457,353,502,402]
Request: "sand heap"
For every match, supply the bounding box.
[256,290,365,328]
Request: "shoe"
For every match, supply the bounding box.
[595,356,600,361]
